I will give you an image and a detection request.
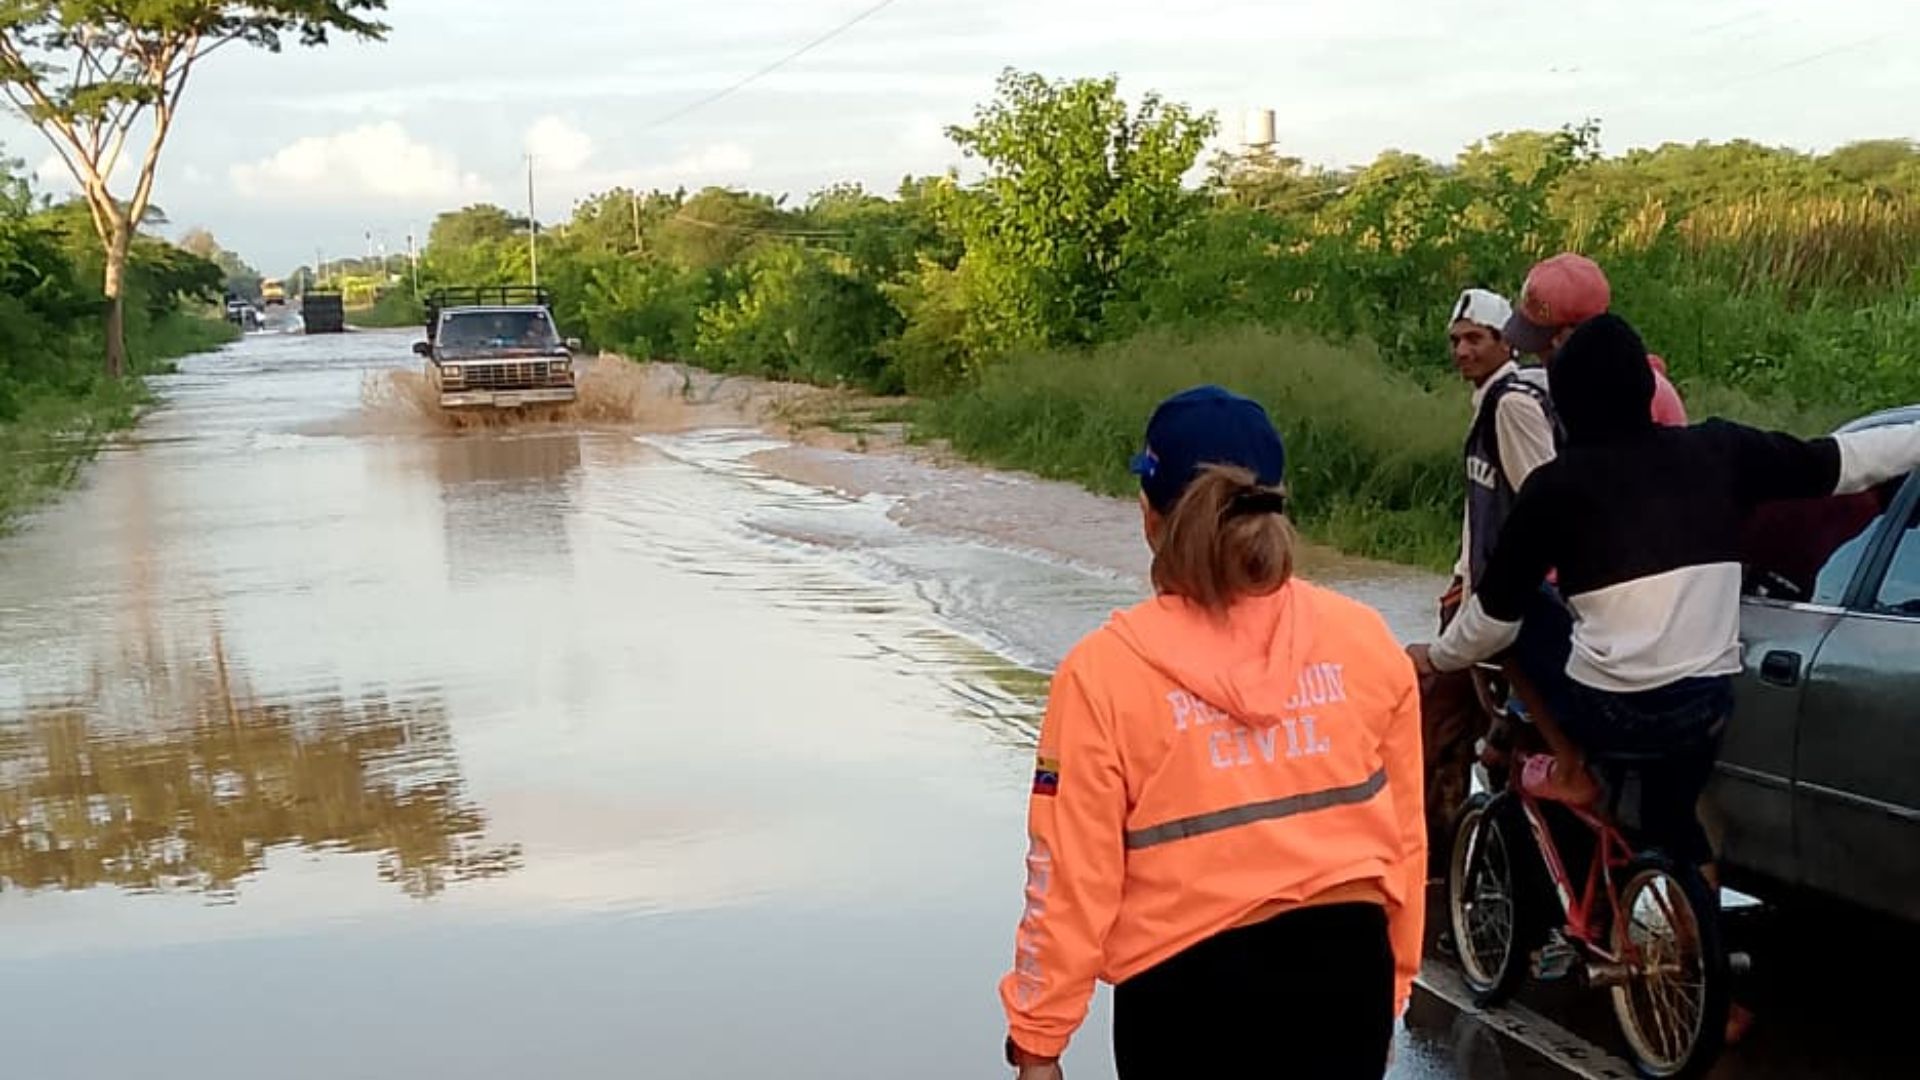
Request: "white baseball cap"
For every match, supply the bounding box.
[1450,288,1513,334]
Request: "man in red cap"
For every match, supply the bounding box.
[1503,253,1689,426]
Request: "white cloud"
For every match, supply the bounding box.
[525,116,595,173]
[662,142,752,177]
[546,142,758,203]
[229,123,492,205]
[33,154,76,193]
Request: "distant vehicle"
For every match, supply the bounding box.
[302,291,346,334]
[1717,403,1920,924]
[261,278,286,306]
[413,286,580,410]
[224,298,261,332]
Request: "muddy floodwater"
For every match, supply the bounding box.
[1,331,1477,1079]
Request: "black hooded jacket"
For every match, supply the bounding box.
[1431,314,1920,692]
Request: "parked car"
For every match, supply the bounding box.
[1715,403,1920,922]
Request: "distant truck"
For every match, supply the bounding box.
[261,278,286,306]
[302,291,346,334]
[412,286,579,410]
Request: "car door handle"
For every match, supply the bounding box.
[1760,650,1802,688]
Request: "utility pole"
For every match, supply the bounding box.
[526,153,539,288]
[631,188,642,253]
[407,229,419,295]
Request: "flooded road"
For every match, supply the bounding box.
[0,330,1889,1079]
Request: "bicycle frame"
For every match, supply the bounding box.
[1514,774,1641,963]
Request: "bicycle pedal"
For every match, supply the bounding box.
[1531,942,1577,982]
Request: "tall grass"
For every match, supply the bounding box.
[916,322,1888,571]
[1671,196,1920,298]
[921,326,1467,568]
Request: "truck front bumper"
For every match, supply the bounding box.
[439,387,578,409]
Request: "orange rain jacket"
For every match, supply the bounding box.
[1000,579,1427,1059]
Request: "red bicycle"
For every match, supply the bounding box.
[1446,673,1732,1079]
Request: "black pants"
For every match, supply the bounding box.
[1510,601,1733,868]
[1113,903,1394,1079]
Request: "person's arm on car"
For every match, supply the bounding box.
[1718,420,1920,506]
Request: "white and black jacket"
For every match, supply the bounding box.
[1431,419,1920,692]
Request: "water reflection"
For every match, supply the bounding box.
[0,630,518,900]
[433,432,582,586]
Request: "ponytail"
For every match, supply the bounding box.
[1150,465,1297,615]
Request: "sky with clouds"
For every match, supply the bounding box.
[3,0,1916,276]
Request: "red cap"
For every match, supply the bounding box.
[1503,253,1611,354]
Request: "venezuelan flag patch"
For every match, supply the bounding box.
[1032,756,1060,797]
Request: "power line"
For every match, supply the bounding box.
[1717,34,1879,87]
[635,0,907,134]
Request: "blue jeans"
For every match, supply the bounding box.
[1510,591,1731,867]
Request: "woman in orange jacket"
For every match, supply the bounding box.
[999,386,1426,1079]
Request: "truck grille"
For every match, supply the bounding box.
[453,362,569,390]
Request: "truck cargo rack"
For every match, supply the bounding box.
[426,285,552,314]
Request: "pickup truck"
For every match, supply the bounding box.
[412,286,581,409]
[1716,403,1920,922]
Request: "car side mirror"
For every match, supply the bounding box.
[565,337,582,351]
[412,341,431,357]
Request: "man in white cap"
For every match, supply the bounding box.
[1424,288,1565,872]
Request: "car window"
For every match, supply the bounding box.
[1872,498,1920,617]
[1741,485,1899,604]
[438,311,556,349]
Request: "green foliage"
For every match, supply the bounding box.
[427,204,525,250]
[938,69,1217,357]
[349,288,425,329]
[179,226,264,299]
[0,1,389,374]
[399,70,1920,564]
[1,151,232,527]
[695,245,903,390]
[922,327,1466,567]
[657,187,783,272]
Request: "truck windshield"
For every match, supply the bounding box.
[439,310,558,350]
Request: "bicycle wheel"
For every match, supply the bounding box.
[1609,854,1730,1079]
[1447,792,1542,1004]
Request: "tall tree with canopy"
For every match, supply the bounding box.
[0,2,389,377]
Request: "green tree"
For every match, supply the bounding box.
[1822,139,1920,198]
[656,186,784,272]
[799,181,946,286]
[0,2,389,379]
[565,186,684,256]
[695,243,902,390]
[422,204,531,288]
[941,69,1216,356]
[427,203,524,250]
[179,225,262,298]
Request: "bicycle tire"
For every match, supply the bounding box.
[1447,792,1545,1005]
[1609,853,1730,1079]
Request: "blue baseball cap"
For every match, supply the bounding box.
[1128,385,1287,513]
